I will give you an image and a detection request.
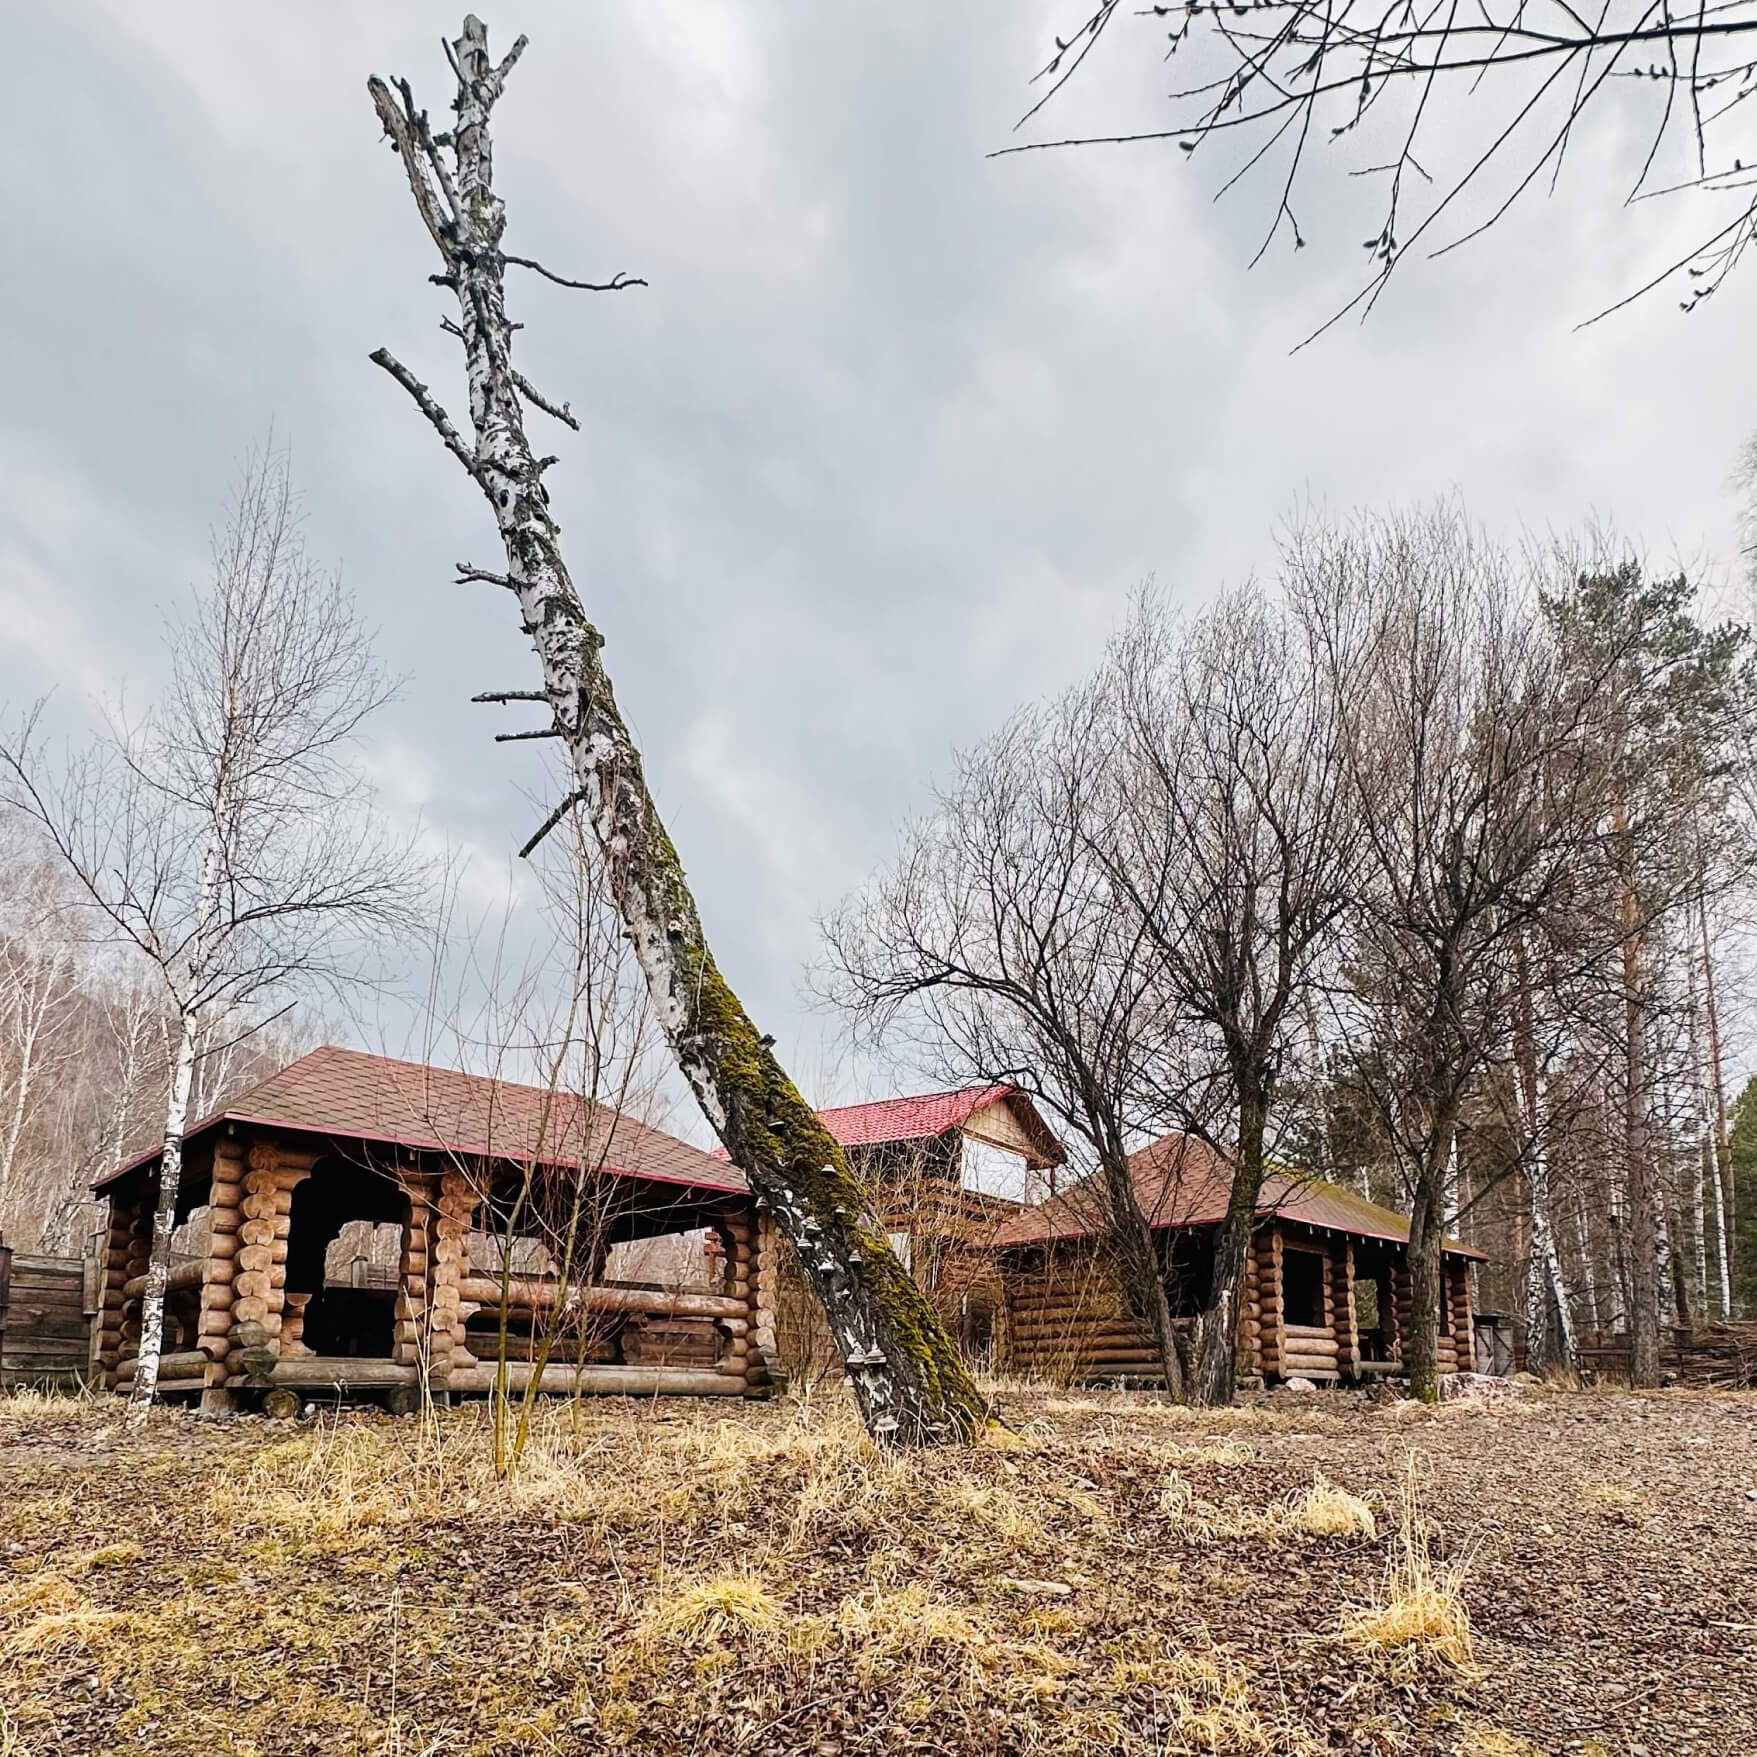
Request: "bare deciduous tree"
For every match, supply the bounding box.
[1103,585,1358,1403]
[1293,507,1614,1399]
[364,17,987,1444]
[1009,3,1757,333]
[822,692,1188,1396]
[1,446,420,1420]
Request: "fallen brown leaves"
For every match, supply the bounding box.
[0,1382,1752,1755]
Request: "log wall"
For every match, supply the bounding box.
[1002,1244,1174,1384]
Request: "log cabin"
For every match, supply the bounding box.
[983,1133,1488,1385]
[741,1085,1065,1382]
[92,1046,780,1412]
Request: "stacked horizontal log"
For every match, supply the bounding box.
[750,1211,782,1391]
[109,1198,155,1392]
[715,1209,760,1391]
[1446,1259,1474,1368]
[1004,1247,1167,1383]
[1390,1260,1413,1371]
[1280,1322,1341,1379]
[96,1196,143,1387]
[1234,1242,1262,1380]
[198,1136,245,1410]
[228,1141,318,1384]
[392,1169,436,1375]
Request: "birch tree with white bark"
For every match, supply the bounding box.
[0,446,420,1421]
[364,17,988,1443]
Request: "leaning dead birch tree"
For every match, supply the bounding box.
[366,17,987,1443]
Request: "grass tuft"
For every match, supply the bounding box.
[642,1572,783,1643]
[1341,1458,1474,1678]
[1286,1473,1377,1539]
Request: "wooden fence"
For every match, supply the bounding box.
[0,1246,92,1389]
[1574,1324,1757,1389]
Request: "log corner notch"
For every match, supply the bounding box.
[366,17,987,1445]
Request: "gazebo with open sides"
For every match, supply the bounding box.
[93,1046,778,1412]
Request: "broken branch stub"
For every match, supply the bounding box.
[366,15,988,1445]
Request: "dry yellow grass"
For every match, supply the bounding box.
[1341,1459,1475,1679]
[8,1389,1610,1754]
[641,1572,783,1643]
[1287,1473,1377,1539]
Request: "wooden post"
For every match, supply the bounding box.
[1390,1255,1413,1368]
[1331,1237,1360,1380]
[1255,1226,1285,1380]
[748,1207,781,1393]
[227,1136,316,1382]
[113,1192,155,1387]
[198,1134,246,1411]
[1447,1258,1474,1368]
[96,1193,139,1387]
[393,1167,438,1381]
[428,1167,478,1394]
[1239,1238,1262,1380]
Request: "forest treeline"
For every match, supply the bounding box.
[827,505,1757,1394]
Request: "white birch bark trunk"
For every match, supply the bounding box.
[365,18,987,1443]
[0,949,69,1222]
[128,823,222,1425]
[128,1007,199,1423]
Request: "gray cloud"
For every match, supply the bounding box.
[4,1,1752,1125]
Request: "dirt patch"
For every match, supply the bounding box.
[0,1383,1752,1755]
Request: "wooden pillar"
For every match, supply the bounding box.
[1389,1255,1413,1368]
[428,1167,479,1390]
[96,1193,136,1387]
[393,1168,438,1375]
[1255,1226,1285,1380]
[112,1190,155,1388]
[1447,1258,1474,1368]
[228,1136,315,1379]
[748,1207,781,1393]
[197,1134,246,1411]
[1238,1238,1262,1380]
[1331,1237,1360,1380]
[718,1208,755,1386]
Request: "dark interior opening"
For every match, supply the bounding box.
[284,1161,407,1359]
[1282,1247,1327,1328]
[1355,1254,1392,1360]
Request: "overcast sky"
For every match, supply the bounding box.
[4,3,1753,1129]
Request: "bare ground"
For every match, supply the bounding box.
[0,1381,1752,1756]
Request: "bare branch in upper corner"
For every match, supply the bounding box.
[504,255,648,293]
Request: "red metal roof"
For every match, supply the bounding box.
[982,1132,1487,1259]
[704,1083,1065,1167]
[817,1086,1019,1149]
[96,1045,745,1197]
